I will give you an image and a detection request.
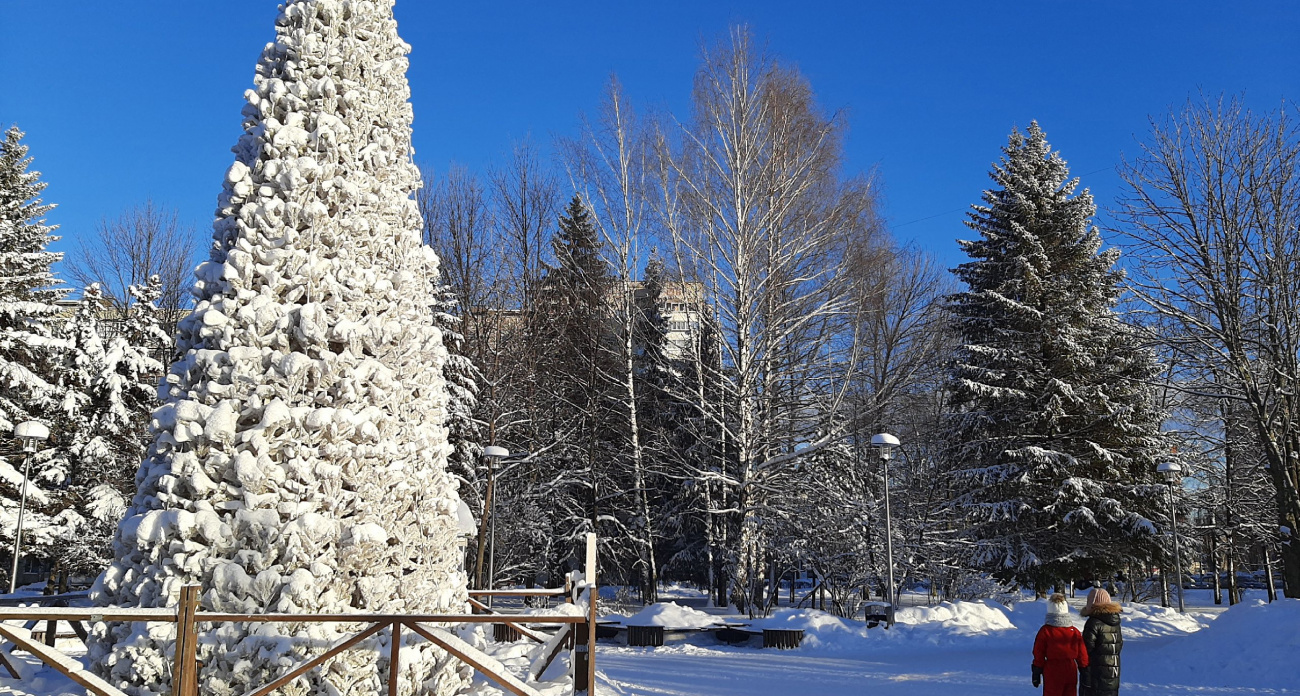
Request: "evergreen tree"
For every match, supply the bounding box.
[633,256,672,404]
[89,3,470,694]
[432,281,482,510]
[0,125,73,588]
[531,195,621,569]
[948,122,1166,590]
[55,281,167,584]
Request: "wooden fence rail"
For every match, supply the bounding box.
[0,534,600,696]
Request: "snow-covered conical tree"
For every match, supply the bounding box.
[56,282,168,582]
[89,2,470,694]
[432,282,481,495]
[948,122,1166,591]
[0,125,73,587]
[0,125,69,431]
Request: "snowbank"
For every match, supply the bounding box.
[749,600,1022,652]
[1003,597,1208,639]
[753,608,865,649]
[522,602,587,618]
[1138,598,1300,690]
[897,600,1017,635]
[613,602,724,629]
[757,597,1211,655]
[658,583,709,600]
[462,625,572,696]
[1112,601,1209,638]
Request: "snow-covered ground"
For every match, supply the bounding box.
[596,593,1298,696]
[0,591,1294,695]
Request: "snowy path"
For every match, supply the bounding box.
[598,640,1295,696]
[1,642,1290,696]
[595,593,1298,696]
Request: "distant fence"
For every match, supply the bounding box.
[0,534,599,696]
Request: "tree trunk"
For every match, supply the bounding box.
[1264,545,1278,603]
[1261,436,1300,598]
[1225,539,1239,606]
[622,299,658,604]
[1210,519,1222,605]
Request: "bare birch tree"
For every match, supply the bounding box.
[560,76,666,601]
[654,26,882,613]
[1115,96,1300,597]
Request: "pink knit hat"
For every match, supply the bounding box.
[1084,587,1112,612]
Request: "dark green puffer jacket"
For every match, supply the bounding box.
[1081,602,1123,696]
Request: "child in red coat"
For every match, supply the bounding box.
[1032,594,1089,696]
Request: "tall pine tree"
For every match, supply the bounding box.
[0,125,74,588]
[89,2,470,694]
[948,122,1165,591]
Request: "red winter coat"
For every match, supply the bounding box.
[1033,624,1089,696]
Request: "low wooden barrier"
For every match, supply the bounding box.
[0,534,600,696]
[626,625,664,647]
[761,628,804,650]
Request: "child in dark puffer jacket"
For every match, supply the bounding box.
[1080,587,1123,696]
[1032,594,1089,696]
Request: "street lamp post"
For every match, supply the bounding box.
[9,421,50,595]
[871,433,900,627]
[479,445,509,606]
[1157,461,1186,613]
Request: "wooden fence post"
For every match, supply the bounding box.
[388,621,401,696]
[172,585,200,696]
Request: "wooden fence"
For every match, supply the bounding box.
[0,534,600,696]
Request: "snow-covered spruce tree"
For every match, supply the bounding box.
[0,125,74,587]
[947,122,1166,591]
[55,282,168,584]
[432,281,481,511]
[88,2,470,694]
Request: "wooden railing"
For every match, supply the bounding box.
[0,534,600,696]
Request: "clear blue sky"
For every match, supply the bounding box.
[2,1,1297,272]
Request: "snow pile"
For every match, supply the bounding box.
[460,624,573,696]
[658,583,709,600]
[1112,601,1209,638]
[744,598,1216,655]
[1003,598,1071,632]
[522,602,587,618]
[1002,598,1208,640]
[751,600,1020,652]
[753,609,865,650]
[1138,599,1300,690]
[896,600,1016,636]
[613,602,724,629]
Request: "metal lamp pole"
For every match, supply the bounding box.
[872,433,900,626]
[1157,461,1186,613]
[481,446,508,607]
[9,421,50,595]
